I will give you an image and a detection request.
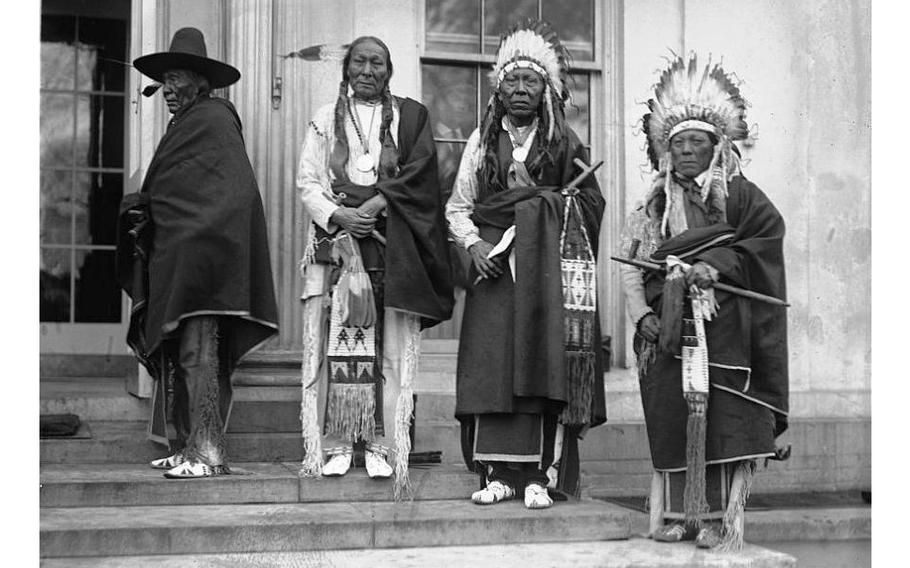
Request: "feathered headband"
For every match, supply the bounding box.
[476,19,571,160]
[489,19,571,102]
[643,54,749,166]
[642,54,751,237]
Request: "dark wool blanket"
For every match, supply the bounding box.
[640,175,789,469]
[456,128,606,424]
[116,96,278,377]
[323,97,454,329]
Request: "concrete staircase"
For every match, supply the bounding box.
[38,346,805,566]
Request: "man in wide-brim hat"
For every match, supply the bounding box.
[116,27,279,479]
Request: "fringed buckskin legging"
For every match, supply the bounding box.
[167,315,229,466]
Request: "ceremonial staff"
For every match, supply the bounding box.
[610,254,790,307]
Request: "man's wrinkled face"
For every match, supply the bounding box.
[162,70,200,115]
[498,68,544,124]
[347,40,390,101]
[670,129,716,178]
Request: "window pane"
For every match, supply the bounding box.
[42,43,76,91]
[542,0,594,62]
[73,95,91,167]
[41,248,71,322]
[426,0,480,54]
[75,250,121,323]
[78,16,128,93]
[73,173,92,246]
[41,14,74,42]
[40,93,75,167]
[75,44,99,92]
[40,170,73,245]
[436,141,467,201]
[565,73,590,144]
[422,65,477,140]
[78,95,125,168]
[73,173,123,246]
[483,0,537,55]
[480,64,494,111]
[41,15,75,90]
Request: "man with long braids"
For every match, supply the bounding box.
[296,36,453,497]
[446,20,606,510]
[619,54,789,549]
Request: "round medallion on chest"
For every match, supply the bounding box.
[512,146,529,163]
[355,153,374,173]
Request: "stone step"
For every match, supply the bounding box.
[40,418,871,501]
[40,422,298,464]
[615,500,870,544]
[37,538,797,567]
[40,377,459,433]
[40,377,148,422]
[39,498,631,558]
[40,462,480,508]
[40,421,463,465]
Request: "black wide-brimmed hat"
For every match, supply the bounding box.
[133,27,240,88]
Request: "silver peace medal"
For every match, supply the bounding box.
[355,153,374,173]
[512,146,529,163]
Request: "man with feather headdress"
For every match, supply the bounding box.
[446,20,606,510]
[620,54,789,549]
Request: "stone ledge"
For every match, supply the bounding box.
[40,462,480,508]
[40,499,630,558]
[38,538,796,567]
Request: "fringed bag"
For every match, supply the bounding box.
[331,233,377,328]
[319,232,381,443]
[558,187,598,426]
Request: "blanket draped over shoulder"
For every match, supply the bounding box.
[116,97,279,440]
[323,97,454,328]
[641,175,789,469]
[456,130,606,497]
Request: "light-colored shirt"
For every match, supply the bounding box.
[296,98,400,232]
[296,97,400,299]
[445,119,538,251]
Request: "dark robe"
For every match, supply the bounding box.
[315,97,454,329]
[116,96,279,444]
[455,127,606,493]
[638,175,789,470]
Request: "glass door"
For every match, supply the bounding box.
[40,0,131,353]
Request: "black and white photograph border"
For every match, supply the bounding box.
[9,0,892,566]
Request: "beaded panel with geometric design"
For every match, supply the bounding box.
[561,258,596,312]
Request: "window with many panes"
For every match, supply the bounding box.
[421,0,597,196]
[420,0,598,340]
[40,1,130,323]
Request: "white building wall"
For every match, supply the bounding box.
[619,0,871,421]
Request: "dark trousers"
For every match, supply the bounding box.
[488,461,550,489]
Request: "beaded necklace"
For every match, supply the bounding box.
[347,99,379,173]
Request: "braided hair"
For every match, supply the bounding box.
[475,83,566,197]
[329,36,398,181]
